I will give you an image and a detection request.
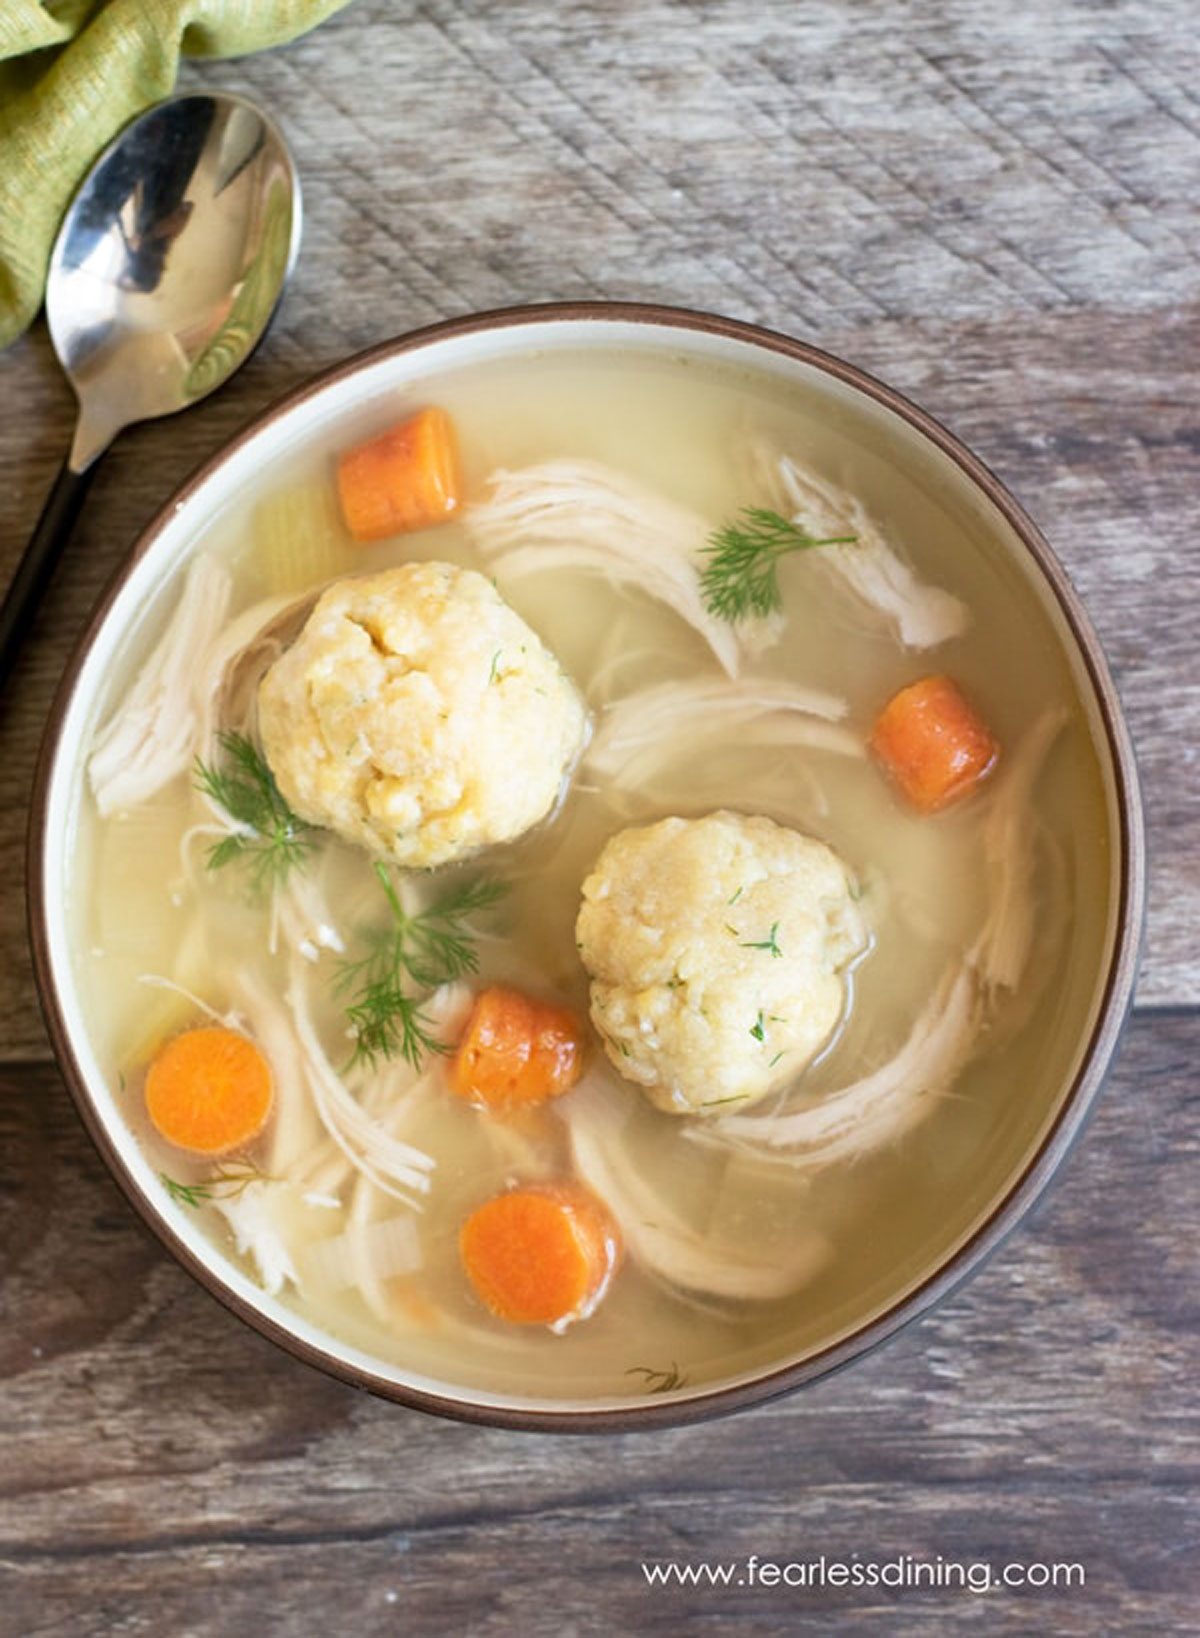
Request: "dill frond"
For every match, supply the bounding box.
[339,864,508,1071]
[195,730,316,890]
[699,507,856,621]
[161,1173,212,1209]
[160,1161,270,1208]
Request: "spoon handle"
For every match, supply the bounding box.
[0,457,97,692]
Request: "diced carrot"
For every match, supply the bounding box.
[336,405,461,541]
[459,1183,619,1327]
[451,984,584,1110]
[144,1025,274,1156]
[870,674,999,813]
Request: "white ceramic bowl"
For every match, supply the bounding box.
[30,304,1144,1428]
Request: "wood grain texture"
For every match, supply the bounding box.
[0,0,1196,1629]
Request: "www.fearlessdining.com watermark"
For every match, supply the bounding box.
[640,1555,1086,1595]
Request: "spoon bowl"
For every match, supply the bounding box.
[0,91,300,687]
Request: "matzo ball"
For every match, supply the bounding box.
[576,810,867,1115]
[258,562,588,867]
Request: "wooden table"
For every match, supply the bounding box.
[2,2,1196,1630]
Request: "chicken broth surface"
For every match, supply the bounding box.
[73,345,1111,1402]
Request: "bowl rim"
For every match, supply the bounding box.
[28,298,1146,1432]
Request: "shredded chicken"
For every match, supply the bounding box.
[285,955,436,1206]
[585,674,861,788]
[191,589,309,762]
[221,966,326,1177]
[751,446,969,649]
[212,1182,299,1297]
[88,549,305,823]
[293,986,471,1205]
[276,867,348,964]
[568,1074,831,1300]
[89,554,232,815]
[710,962,980,1162]
[466,458,778,676]
[969,708,1069,991]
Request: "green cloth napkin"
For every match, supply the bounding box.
[0,0,355,350]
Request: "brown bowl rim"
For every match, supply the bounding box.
[28,299,1146,1432]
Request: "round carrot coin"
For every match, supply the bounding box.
[144,1025,274,1156]
[459,1184,619,1327]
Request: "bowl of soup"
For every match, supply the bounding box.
[29,303,1144,1428]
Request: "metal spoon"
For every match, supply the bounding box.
[0,90,301,688]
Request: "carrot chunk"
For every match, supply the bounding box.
[459,1184,619,1327]
[336,405,461,541]
[144,1026,274,1156]
[870,674,999,813]
[451,984,584,1110]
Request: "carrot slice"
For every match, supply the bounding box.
[459,1184,619,1327]
[336,405,461,541]
[451,985,584,1110]
[144,1026,274,1156]
[870,674,999,813]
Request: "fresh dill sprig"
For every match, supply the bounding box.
[195,730,315,890]
[337,863,508,1071]
[160,1161,270,1208]
[699,507,856,621]
[161,1173,211,1209]
[399,873,511,987]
